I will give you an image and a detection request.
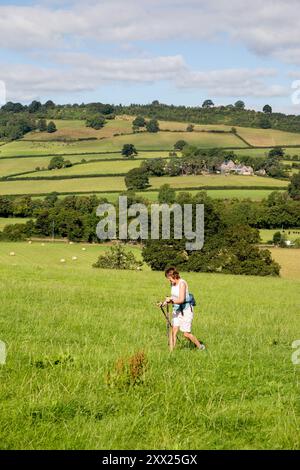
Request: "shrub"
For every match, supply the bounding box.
[125,167,149,190]
[105,351,148,389]
[47,121,57,133]
[93,244,143,270]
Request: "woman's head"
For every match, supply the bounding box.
[165,266,180,283]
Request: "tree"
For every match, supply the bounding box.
[234,100,245,109]
[158,184,176,204]
[125,168,149,190]
[273,231,283,245]
[186,124,194,132]
[44,100,55,109]
[48,156,65,170]
[132,116,146,128]
[37,118,47,132]
[86,115,105,130]
[268,147,284,159]
[202,100,214,108]
[288,172,300,200]
[28,100,42,113]
[146,119,159,133]
[259,115,271,129]
[47,121,57,133]
[87,116,105,129]
[122,144,138,159]
[174,140,187,151]
[263,104,272,114]
[93,244,143,270]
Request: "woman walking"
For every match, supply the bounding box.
[163,267,205,351]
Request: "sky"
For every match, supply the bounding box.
[0,0,300,113]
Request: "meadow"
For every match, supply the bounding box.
[0,241,299,449]
[0,130,245,158]
[260,229,300,244]
[94,189,285,203]
[235,127,300,147]
[0,152,172,178]
[0,174,288,196]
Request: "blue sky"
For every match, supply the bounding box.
[0,0,299,113]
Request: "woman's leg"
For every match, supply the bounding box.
[172,326,179,350]
[183,332,203,349]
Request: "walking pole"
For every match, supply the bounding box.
[166,303,174,351]
[158,303,175,351]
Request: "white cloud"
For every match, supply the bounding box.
[0,0,300,66]
[0,0,295,102]
[1,55,286,102]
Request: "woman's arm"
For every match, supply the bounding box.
[166,281,186,305]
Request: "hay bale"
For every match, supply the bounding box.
[9,252,15,256]
[60,258,66,263]
[72,256,77,261]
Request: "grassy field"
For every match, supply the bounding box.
[0,152,172,178]
[235,127,300,147]
[0,218,32,230]
[0,175,288,196]
[23,118,135,141]
[0,241,299,449]
[0,131,245,158]
[18,160,143,178]
[269,248,300,279]
[149,175,288,190]
[260,229,300,244]
[234,148,300,158]
[95,189,283,203]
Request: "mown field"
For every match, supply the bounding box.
[20,160,143,178]
[0,152,172,178]
[260,229,300,244]
[0,131,244,157]
[23,118,134,141]
[0,242,299,449]
[94,189,285,203]
[235,127,300,147]
[0,174,288,196]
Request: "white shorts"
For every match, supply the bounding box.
[172,308,193,333]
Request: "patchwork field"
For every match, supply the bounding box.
[149,175,288,190]
[0,242,299,449]
[0,130,245,158]
[16,160,143,178]
[23,118,135,141]
[236,127,300,147]
[0,174,288,196]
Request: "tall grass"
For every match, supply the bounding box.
[0,244,299,449]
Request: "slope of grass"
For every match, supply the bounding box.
[16,160,142,178]
[0,131,245,158]
[0,175,288,196]
[23,118,135,141]
[235,127,300,147]
[0,152,172,178]
[149,175,288,190]
[0,242,299,449]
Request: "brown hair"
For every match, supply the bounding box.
[164,266,180,279]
